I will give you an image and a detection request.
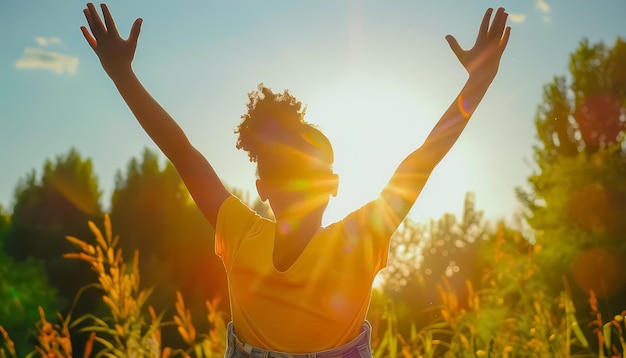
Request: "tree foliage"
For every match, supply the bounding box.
[379,192,491,335]
[3,148,103,309]
[1,149,104,355]
[0,146,272,354]
[0,205,8,239]
[0,253,57,356]
[109,148,229,348]
[1,205,57,356]
[518,37,626,328]
[533,37,626,162]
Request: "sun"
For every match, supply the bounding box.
[304,76,463,224]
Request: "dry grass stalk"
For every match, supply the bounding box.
[0,325,17,358]
[64,214,160,358]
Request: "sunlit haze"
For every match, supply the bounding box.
[1,1,625,227]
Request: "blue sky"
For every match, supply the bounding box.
[1,1,625,226]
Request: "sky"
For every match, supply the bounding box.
[1,0,625,228]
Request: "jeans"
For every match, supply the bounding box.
[224,321,373,358]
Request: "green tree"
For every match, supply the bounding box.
[380,192,491,336]
[0,251,57,356]
[109,148,229,348]
[2,148,103,355]
[0,205,8,239]
[518,37,626,349]
[417,192,489,298]
[3,148,103,304]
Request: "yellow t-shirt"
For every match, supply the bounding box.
[215,195,399,352]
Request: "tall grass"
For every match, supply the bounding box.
[1,215,224,358]
[0,218,624,357]
[369,224,625,358]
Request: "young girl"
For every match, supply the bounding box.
[81,4,510,357]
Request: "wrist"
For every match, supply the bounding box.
[106,64,135,83]
[467,69,497,87]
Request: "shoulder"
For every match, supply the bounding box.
[217,195,269,231]
[341,196,402,239]
[215,195,272,264]
[328,197,400,274]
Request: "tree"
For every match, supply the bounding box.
[0,205,8,238]
[109,148,229,347]
[2,148,103,355]
[416,193,489,298]
[0,251,57,356]
[3,148,103,307]
[531,38,626,162]
[379,192,491,335]
[518,37,626,346]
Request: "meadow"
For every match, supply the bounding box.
[1,213,624,358]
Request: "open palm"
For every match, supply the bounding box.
[81,3,143,79]
[446,7,511,80]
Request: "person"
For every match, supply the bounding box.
[81,3,510,357]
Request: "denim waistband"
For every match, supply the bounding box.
[225,321,372,358]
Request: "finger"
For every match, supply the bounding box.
[80,25,97,50]
[476,8,493,43]
[86,3,106,35]
[489,8,508,39]
[128,18,143,47]
[500,26,511,51]
[445,35,464,61]
[83,8,100,38]
[100,4,120,38]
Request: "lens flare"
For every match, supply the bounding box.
[575,93,623,148]
[572,247,626,298]
[49,173,99,215]
[457,95,472,119]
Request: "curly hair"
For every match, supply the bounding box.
[235,84,333,175]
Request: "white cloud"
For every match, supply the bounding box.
[536,0,551,22]
[15,47,79,75]
[34,36,63,47]
[536,0,550,13]
[509,13,526,24]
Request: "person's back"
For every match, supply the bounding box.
[215,87,393,351]
[216,195,385,351]
[80,3,510,356]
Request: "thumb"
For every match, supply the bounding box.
[445,35,463,61]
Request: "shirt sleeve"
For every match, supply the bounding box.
[215,195,263,272]
[342,196,402,273]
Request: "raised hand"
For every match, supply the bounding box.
[81,3,142,80]
[445,7,511,81]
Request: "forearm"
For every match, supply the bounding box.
[382,74,494,207]
[81,4,231,228]
[110,69,230,226]
[379,6,509,219]
[110,69,191,159]
[419,73,493,164]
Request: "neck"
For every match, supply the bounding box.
[275,207,324,239]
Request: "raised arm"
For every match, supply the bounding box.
[81,3,229,228]
[380,7,511,223]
